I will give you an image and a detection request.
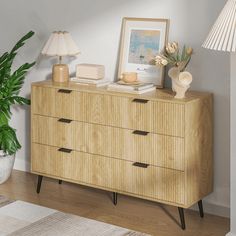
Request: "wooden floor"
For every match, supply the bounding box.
[0,170,229,236]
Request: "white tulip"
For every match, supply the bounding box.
[155,55,168,66]
[166,42,179,54]
[161,59,168,66]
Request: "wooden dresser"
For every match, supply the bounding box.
[31,81,213,229]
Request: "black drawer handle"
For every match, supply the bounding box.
[133,162,149,168]
[58,89,72,94]
[132,98,149,104]
[58,148,72,153]
[133,130,149,136]
[58,118,72,123]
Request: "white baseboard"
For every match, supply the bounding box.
[191,200,229,218]
[226,232,236,236]
[13,159,30,172]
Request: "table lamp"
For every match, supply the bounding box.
[41,31,80,83]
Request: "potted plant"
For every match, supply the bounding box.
[0,31,35,184]
[155,42,194,99]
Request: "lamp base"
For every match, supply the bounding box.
[52,64,69,83]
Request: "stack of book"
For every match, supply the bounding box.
[71,77,110,87]
[107,82,156,94]
[71,64,110,87]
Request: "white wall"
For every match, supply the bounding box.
[229,54,236,236]
[0,0,230,217]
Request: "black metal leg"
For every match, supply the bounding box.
[178,207,186,230]
[37,175,43,194]
[113,192,117,205]
[198,200,204,218]
[59,180,62,184]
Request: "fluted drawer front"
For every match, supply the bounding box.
[75,122,185,171]
[82,93,185,137]
[32,115,74,149]
[31,143,185,205]
[32,86,185,137]
[152,101,185,137]
[103,95,185,137]
[32,86,83,119]
[32,115,185,170]
[32,143,74,179]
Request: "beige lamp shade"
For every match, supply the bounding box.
[202,0,236,52]
[41,31,80,83]
[41,31,80,56]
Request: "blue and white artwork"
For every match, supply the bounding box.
[128,29,160,65]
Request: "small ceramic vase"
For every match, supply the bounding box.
[168,67,193,99]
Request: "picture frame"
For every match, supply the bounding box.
[118,17,169,88]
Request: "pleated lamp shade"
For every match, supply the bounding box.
[41,31,80,56]
[41,31,80,83]
[202,0,236,52]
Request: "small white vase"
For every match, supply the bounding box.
[168,67,193,99]
[0,150,15,184]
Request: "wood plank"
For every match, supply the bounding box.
[152,101,185,137]
[31,86,56,116]
[32,116,184,170]
[32,115,74,149]
[184,96,213,207]
[75,122,185,170]
[32,80,212,103]
[31,143,185,205]
[32,85,185,137]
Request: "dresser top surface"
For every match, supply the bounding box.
[32,80,212,103]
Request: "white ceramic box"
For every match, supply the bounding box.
[76,64,105,80]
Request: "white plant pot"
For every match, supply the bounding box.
[0,150,15,184]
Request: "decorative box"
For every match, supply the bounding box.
[76,64,105,80]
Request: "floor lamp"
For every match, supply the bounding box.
[203,0,236,51]
[203,0,236,235]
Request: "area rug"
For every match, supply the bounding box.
[0,196,149,236]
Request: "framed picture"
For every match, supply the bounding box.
[118,17,169,88]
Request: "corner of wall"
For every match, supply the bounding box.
[13,159,30,172]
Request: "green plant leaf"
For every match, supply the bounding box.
[0,125,21,155]
[10,31,35,56]
[0,31,35,155]
[181,45,186,61]
[4,62,35,97]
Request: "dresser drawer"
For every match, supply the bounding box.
[75,122,185,170]
[32,143,74,179]
[32,86,184,137]
[32,116,184,170]
[32,86,55,117]
[122,161,185,204]
[152,101,185,137]
[103,95,185,137]
[32,115,74,149]
[31,143,185,204]
[32,143,121,189]
[32,86,82,119]
[82,94,185,137]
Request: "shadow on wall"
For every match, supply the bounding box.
[181,0,230,211]
[23,0,142,76]
[1,0,141,173]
